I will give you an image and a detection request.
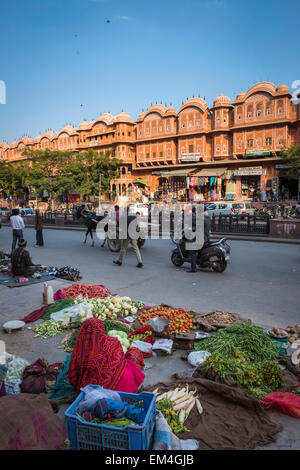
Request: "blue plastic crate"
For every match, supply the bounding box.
[65,390,156,450]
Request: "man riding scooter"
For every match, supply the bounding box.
[186,206,211,273]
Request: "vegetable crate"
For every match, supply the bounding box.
[65,391,156,451]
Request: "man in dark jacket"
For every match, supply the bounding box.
[186,206,211,273]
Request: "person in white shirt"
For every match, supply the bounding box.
[10,209,25,252]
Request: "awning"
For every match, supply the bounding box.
[159,168,197,177]
[192,168,227,177]
[133,178,148,185]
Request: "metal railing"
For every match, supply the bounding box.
[211,214,270,234]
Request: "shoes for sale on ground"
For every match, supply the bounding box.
[136,263,143,268]
[113,260,122,266]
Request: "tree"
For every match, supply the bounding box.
[21,148,122,202]
[280,144,300,168]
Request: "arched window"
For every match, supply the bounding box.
[247,105,253,119]
[256,102,263,118]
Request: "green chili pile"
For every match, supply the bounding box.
[194,323,280,360]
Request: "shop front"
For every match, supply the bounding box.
[189,168,227,202]
[275,165,300,201]
[234,167,266,201]
[158,169,196,202]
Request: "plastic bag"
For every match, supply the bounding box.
[188,351,211,367]
[5,379,22,395]
[130,340,154,355]
[146,317,170,333]
[153,411,199,450]
[152,339,173,354]
[50,301,92,325]
[260,392,300,418]
[6,357,30,381]
[77,384,122,413]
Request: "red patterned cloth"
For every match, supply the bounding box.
[125,347,145,369]
[68,318,127,394]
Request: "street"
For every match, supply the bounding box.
[1,226,299,328]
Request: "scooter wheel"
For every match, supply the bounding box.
[171,252,184,267]
[212,260,227,273]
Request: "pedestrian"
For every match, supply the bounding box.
[35,209,44,247]
[10,208,25,253]
[186,207,198,273]
[83,208,95,247]
[113,207,143,268]
[100,210,109,247]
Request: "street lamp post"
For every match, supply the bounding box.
[98,173,103,212]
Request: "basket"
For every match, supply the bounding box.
[65,390,156,450]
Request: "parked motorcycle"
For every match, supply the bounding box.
[171,236,231,273]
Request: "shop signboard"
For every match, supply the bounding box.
[90,141,98,147]
[275,164,293,169]
[235,166,266,176]
[245,148,271,156]
[181,153,201,162]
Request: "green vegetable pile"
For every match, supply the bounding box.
[201,350,284,399]
[129,331,152,344]
[76,414,136,428]
[195,323,280,360]
[30,320,64,338]
[157,399,189,434]
[43,298,75,320]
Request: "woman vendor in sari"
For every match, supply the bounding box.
[68,318,145,394]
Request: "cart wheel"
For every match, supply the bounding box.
[171,252,184,267]
[108,239,121,252]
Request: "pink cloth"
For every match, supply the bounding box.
[114,359,145,393]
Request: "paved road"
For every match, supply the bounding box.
[1,226,299,328]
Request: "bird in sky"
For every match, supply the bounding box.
[106,19,111,23]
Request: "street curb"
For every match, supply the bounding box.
[2,223,300,244]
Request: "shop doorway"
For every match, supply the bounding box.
[279,177,299,201]
[241,176,260,200]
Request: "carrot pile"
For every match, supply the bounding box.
[138,306,194,335]
[61,283,111,299]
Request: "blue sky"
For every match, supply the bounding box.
[0,0,299,143]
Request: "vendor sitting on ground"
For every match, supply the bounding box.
[10,239,36,277]
[68,318,145,394]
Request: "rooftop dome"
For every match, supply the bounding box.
[0,141,9,150]
[213,95,231,107]
[10,140,18,148]
[78,120,90,130]
[276,84,290,95]
[96,113,114,125]
[58,125,77,136]
[165,106,177,116]
[115,112,134,123]
[35,135,43,143]
[179,97,208,113]
[43,130,55,140]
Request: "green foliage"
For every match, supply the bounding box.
[280,144,300,169]
[0,148,122,200]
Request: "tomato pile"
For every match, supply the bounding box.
[138,306,194,335]
[61,283,111,299]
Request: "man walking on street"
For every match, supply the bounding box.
[10,208,25,252]
[35,209,44,247]
[113,207,143,268]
